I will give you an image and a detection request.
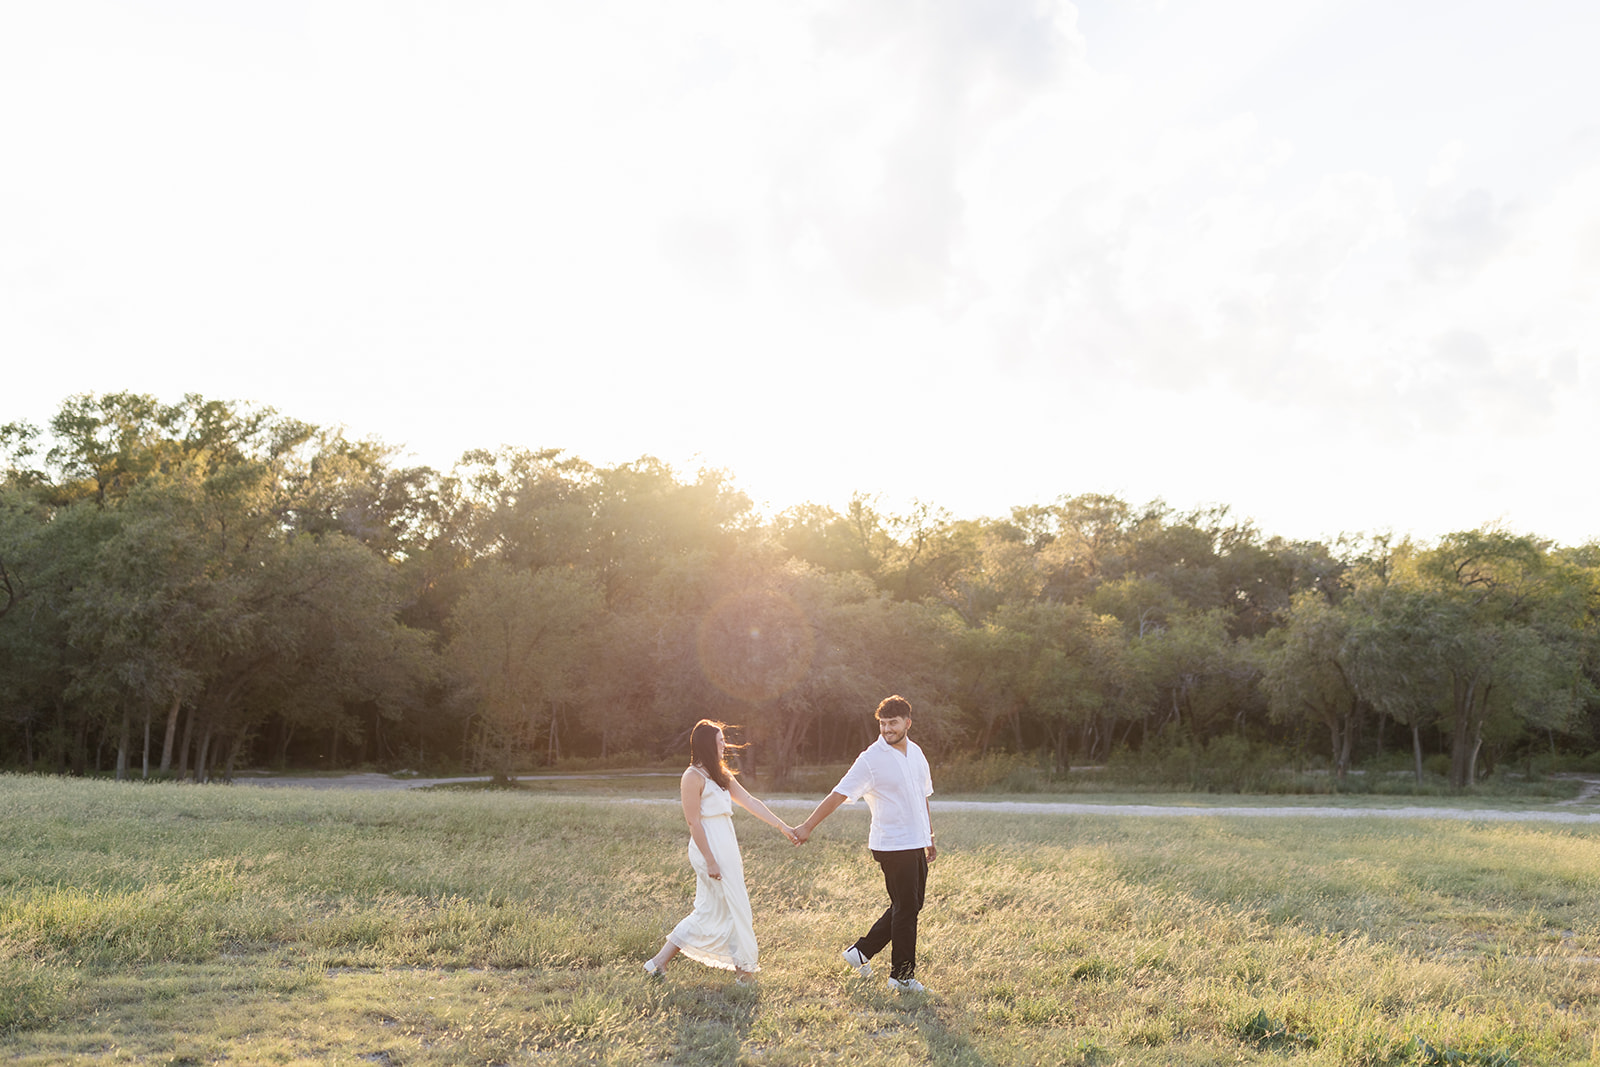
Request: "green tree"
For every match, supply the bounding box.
[445,563,601,775]
[1128,609,1241,743]
[985,602,1135,770]
[1259,592,1361,779]
[0,490,115,771]
[1343,532,1594,787]
[1417,531,1592,785]
[1344,583,1449,783]
[770,494,890,578]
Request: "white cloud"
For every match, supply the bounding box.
[1,0,1596,546]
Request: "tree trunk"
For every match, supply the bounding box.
[1452,703,1472,790]
[224,733,246,781]
[1467,722,1485,788]
[1412,724,1424,784]
[781,705,813,785]
[177,703,195,778]
[159,694,182,772]
[1337,718,1354,781]
[115,707,131,781]
[72,710,89,776]
[1114,715,1138,753]
[1448,679,1476,788]
[52,700,68,773]
[1466,682,1493,788]
[277,722,295,770]
[1327,716,1347,780]
[195,721,213,783]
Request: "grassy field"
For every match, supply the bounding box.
[2,776,1599,1065]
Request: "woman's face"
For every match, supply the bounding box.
[715,730,726,759]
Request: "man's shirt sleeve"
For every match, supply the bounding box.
[833,750,874,801]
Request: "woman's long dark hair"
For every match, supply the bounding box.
[689,719,740,791]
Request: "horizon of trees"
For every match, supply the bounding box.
[2,392,1597,788]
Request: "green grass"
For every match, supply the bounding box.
[3,775,1600,1065]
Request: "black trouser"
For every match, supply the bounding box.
[854,848,928,980]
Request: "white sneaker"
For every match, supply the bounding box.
[841,946,872,977]
[887,977,926,994]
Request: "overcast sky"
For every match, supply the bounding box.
[3,1,1596,546]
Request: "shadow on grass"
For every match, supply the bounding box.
[913,1009,993,1067]
[665,981,761,1066]
[867,986,993,1067]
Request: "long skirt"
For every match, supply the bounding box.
[666,813,759,972]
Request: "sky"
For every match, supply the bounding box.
[3,0,1597,547]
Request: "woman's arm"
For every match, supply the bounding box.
[680,769,722,880]
[728,776,797,840]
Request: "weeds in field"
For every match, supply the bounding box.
[1,774,1598,1064]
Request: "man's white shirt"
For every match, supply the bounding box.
[833,736,934,851]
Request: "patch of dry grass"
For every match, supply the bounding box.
[2,774,1598,1064]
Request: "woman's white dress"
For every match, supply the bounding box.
[667,767,760,973]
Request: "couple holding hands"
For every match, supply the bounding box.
[643,696,936,993]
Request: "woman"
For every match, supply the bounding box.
[644,720,797,983]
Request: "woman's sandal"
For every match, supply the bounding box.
[643,959,666,979]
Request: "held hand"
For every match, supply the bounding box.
[781,824,799,845]
[793,823,811,845]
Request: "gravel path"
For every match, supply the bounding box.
[232,773,1600,824]
[921,799,1600,824]
[232,772,677,791]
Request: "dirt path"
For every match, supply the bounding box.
[233,773,1600,824]
[1553,773,1600,805]
[232,771,678,791]
[918,799,1600,824]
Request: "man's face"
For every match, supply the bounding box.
[878,715,910,746]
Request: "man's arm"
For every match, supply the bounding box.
[925,798,937,862]
[794,791,848,844]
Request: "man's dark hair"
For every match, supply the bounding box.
[874,695,913,720]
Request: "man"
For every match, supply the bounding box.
[794,694,936,993]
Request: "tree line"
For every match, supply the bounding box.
[2,392,1597,788]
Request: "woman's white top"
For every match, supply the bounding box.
[691,765,734,818]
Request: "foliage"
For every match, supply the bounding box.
[3,391,1599,785]
[1104,731,1300,793]
[935,750,1057,793]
